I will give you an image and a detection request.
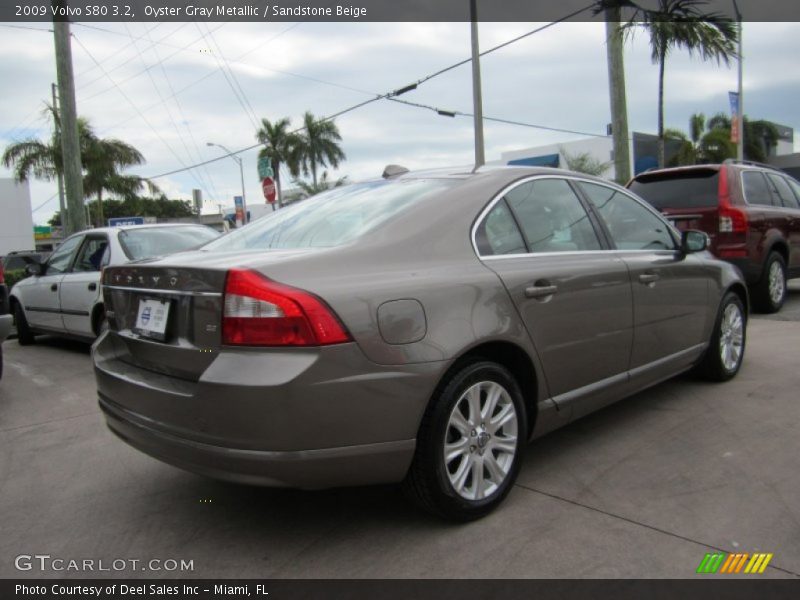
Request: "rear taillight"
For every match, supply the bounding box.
[222,269,351,347]
[718,165,748,234]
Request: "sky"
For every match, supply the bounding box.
[1,18,799,225]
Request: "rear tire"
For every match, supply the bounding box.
[752,252,786,313]
[403,360,527,521]
[13,302,35,346]
[698,292,746,382]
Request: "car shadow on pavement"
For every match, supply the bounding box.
[27,335,92,355]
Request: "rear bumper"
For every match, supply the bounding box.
[100,394,415,488]
[93,333,446,489]
[0,284,8,315]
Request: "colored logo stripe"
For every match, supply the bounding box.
[697,552,773,574]
[697,553,726,574]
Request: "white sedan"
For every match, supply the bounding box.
[9,224,220,344]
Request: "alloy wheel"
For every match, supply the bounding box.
[443,380,518,501]
[768,260,785,306]
[719,302,744,372]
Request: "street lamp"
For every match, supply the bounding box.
[207,142,247,226]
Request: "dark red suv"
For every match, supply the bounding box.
[628,160,800,313]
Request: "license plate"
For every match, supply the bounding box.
[133,298,170,340]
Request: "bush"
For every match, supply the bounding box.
[4,269,29,290]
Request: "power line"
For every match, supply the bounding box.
[32,192,59,213]
[71,33,215,197]
[139,23,222,202]
[144,9,596,180]
[120,22,215,202]
[0,23,51,33]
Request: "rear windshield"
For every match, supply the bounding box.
[202,178,456,251]
[119,226,220,260]
[629,170,720,210]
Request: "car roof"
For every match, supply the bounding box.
[78,223,216,235]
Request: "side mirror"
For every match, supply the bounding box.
[680,230,709,255]
[25,263,42,276]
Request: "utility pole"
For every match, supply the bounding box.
[470,0,485,169]
[605,6,631,183]
[53,15,86,234]
[733,0,744,161]
[51,82,68,230]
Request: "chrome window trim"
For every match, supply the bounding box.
[103,285,222,298]
[471,174,680,260]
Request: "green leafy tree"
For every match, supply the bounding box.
[560,147,612,176]
[296,111,346,187]
[703,112,779,162]
[618,0,737,167]
[2,104,157,227]
[255,116,302,208]
[49,197,194,227]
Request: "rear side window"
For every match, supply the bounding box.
[785,177,800,208]
[628,170,719,210]
[742,171,776,206]
[475,199,526,256]
[504,179,601,253]
[767,174,800,209]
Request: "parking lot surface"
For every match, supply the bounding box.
[1,282,799,579]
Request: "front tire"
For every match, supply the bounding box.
[13,302,35,346]
[752,252,786,313]
[698,292,746,382]
[403,361,527,521]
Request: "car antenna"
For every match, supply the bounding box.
[382,165,409,179]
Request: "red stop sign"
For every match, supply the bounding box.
[261,177,276,203]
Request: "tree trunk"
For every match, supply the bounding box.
[311,157,318,187]
[97,189,103,227]
[657,49,666,168]
[605,8,631,184]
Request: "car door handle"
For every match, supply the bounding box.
[638,273,660,285]
[88,282,97,291]
[50,283,58,291]
[525,284,558,299]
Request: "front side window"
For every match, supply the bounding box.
[503,179,601,253]
[45,235,83,274]
[742,171,776,206]
[580,182,676,251]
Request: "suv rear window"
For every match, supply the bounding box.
[628,170,720,210]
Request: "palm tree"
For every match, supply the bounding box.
[2,104,157,226]
[560,147,612,176]
[255,116,302,208]
[621,0,737,167]
[296,111,346,187]
[293,171,349,198]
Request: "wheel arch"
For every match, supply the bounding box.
[434,340,539,438]
[725,281,750,318]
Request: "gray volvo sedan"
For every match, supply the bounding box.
[93,166,747,520]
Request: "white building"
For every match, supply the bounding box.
[0,178,35,255]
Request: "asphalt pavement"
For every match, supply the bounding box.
[1,282,799,579]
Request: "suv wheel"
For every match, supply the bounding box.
[403,360,527,521]
[753,252,786,313]
[698,291,746,382]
